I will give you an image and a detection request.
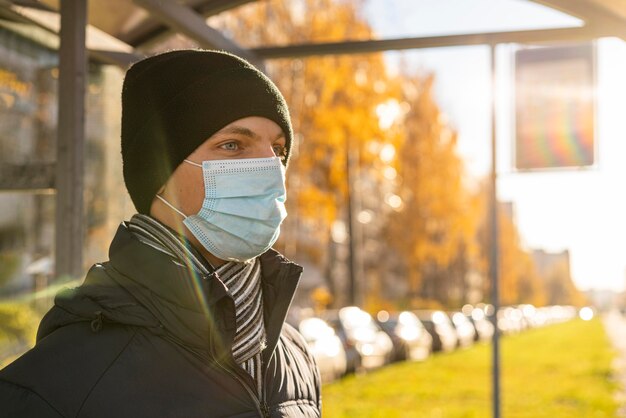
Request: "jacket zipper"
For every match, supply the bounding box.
[159,259,297,418]
[213,357,266,417]
[163,331,266,416]
[208,329,268,417]
[260,353,271,417]
[211,263,294,418]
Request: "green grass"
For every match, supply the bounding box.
[322,318,617,417]
[0,300,41,368]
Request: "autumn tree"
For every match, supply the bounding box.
[542,259,585,306]
[209,0,403,306]
[384,75,478,308]
[474,185,547,306]
[212,1,485,309]
[154,1,584,310]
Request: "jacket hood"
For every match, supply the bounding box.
[38,223,303,361]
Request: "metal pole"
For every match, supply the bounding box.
[346,139,357,306]
[55,0,87,280]
[489,43,501,418]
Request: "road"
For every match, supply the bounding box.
[603,310,626,417]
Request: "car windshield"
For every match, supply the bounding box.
[299,318,335,343]
[340,307,379,342]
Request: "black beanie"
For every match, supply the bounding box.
[121,49,293,214]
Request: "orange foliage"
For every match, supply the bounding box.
[474,184,548,307]
[206,0,569,308]
[385,76,478,305]
[210,0,401,261]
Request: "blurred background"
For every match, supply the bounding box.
[0,0,625,416]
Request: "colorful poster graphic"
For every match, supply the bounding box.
[515,44,595,170]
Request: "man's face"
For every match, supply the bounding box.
[155,116,286,217]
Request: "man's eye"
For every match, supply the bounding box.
[220,142,239,151]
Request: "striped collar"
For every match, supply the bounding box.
[128,213,214,275]
[127,214,267,385]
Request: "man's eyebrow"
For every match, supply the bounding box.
[217,125,258,139]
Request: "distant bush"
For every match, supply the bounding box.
[0,300,41,367]
[0,251,21,289]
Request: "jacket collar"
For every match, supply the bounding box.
[258,248,303,362]
[105,222,303,359]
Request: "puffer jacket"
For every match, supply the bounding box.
[0,223,321,417]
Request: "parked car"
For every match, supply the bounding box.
[376,310,432,362]
[414,310,458,353]
[298,317,347,382]
[498,306,525,334]
[518,304,538,329]
[465,307,494,342]
[322,307,393,372]
[322,316,361,374]
[449,311,476,348]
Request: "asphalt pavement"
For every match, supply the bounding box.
[603,310,626,417]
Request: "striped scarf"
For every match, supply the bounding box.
[128,214,266,394]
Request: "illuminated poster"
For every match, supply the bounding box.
[515,43,595,170]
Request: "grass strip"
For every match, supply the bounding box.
[322,318,617,417]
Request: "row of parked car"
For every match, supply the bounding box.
[292,303,580,383]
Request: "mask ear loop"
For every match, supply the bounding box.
[155,160,201,219]
[184,159,202,168]
[156,194,188,219]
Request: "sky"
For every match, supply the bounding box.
[363,0,626,292]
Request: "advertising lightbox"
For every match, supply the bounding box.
[515,43,596,170]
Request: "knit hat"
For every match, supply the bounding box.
[121,49,293,214]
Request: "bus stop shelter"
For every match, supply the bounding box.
[0,1,625,416]
[0,0,623,279]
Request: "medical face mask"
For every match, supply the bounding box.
[157,157,287,262]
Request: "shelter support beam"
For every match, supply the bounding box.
[55,0,87,280]
[252,26,610,59]
[133,0,260,65]
[88,49,143,67]
[0,163,55,191]
[121,0,256,47]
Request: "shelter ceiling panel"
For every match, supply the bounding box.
[37,0,150,40]
[35,0,258,47]
[533,0,626,38]
[590,0,626,21]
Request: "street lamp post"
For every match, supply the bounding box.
[346,138,361,307]
[489,43,501,418]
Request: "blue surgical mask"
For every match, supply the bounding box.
[157,156,287,262]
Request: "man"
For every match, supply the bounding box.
[0,50,321,417]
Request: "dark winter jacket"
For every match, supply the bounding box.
[0,223,321,417]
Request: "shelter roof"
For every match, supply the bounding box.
[1,0,624,64]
